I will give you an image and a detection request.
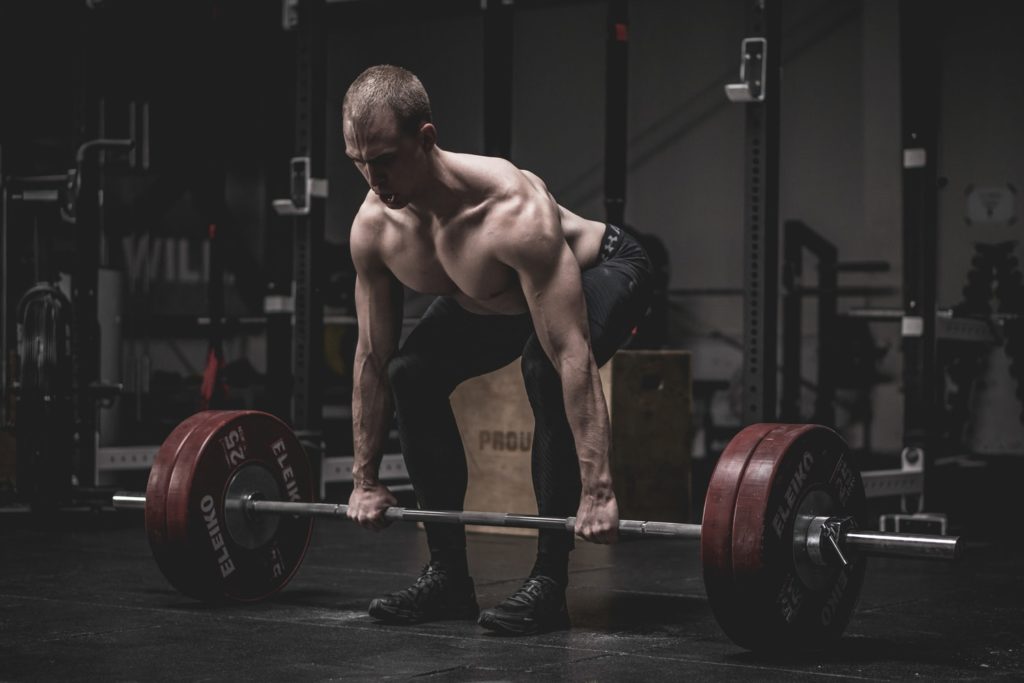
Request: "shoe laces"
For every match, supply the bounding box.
[398,562,451,602]
[506,576,561,608]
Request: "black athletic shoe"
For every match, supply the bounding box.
[477,575,571,635]
[368,562,479,624]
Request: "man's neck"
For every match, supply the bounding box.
[407,148,469,224]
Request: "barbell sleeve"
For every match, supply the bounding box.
[113,493,146,510]
[844,530,962,561]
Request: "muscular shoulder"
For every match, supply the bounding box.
[455,157,558,231]
[478,166,564,268]
[456,154,549,206]
[350,193,392,273]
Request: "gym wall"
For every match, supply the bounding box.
[4,0,1021,456]
[322,0,903,448]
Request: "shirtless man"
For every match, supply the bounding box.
[343,65,652,635]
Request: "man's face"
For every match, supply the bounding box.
[343,110,423,210]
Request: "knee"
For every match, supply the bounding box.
[387,353,428,397]
[387,352,458,398]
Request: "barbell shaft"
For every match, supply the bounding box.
[113,491,961,560]
[114,492,699,537]
[249,499,704,539]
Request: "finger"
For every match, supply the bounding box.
[357,513,380,531]
[367,510,393,531]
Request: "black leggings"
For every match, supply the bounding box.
[387,225,653,566]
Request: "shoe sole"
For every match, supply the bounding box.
[477,608,571,636]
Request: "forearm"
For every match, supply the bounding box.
[351,349,394,487]
[556,349,613,495]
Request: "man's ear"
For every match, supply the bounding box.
[419,123,437,151]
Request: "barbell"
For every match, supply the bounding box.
[113,410,961,652]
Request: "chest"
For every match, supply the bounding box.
[386,223,520,304]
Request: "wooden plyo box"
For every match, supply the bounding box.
[449,350,692,535]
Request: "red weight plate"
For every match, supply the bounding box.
[149,411,239,598]
[164,410,314,602]
[701,423,804,642]
[144,411,220,588]
[729,424,868,651]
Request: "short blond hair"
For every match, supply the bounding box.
[343,65,432,136]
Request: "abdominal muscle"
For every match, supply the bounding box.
[452,289,527,315]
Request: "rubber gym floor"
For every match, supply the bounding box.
[2,504,1023,682]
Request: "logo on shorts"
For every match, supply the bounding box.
[601,227,622,258]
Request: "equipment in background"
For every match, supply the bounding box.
[730,0,782,426]
[781,219,894,433]
[990,243,1024,421]
[780,220,1011,520]
[14,283,74,510]
[199,223,226,411]
[113,410,960,652]
[930,241,1024,462]
[944,242,1010,447]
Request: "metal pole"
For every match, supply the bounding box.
[289,0,326,445]
[899,0,942,508]
[604,0,629,226]
[1,152,7,428]
[780,221,803,421]
[111,491,961,559]
[483,0,515,160]
[251,499,705,539]
[739,0,782,424]
[112,493,146,509]
[844,530,960,561]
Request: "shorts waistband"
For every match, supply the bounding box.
[599,224,626,262]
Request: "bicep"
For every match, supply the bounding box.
[352,227,403,359]
[354,268,403,359]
